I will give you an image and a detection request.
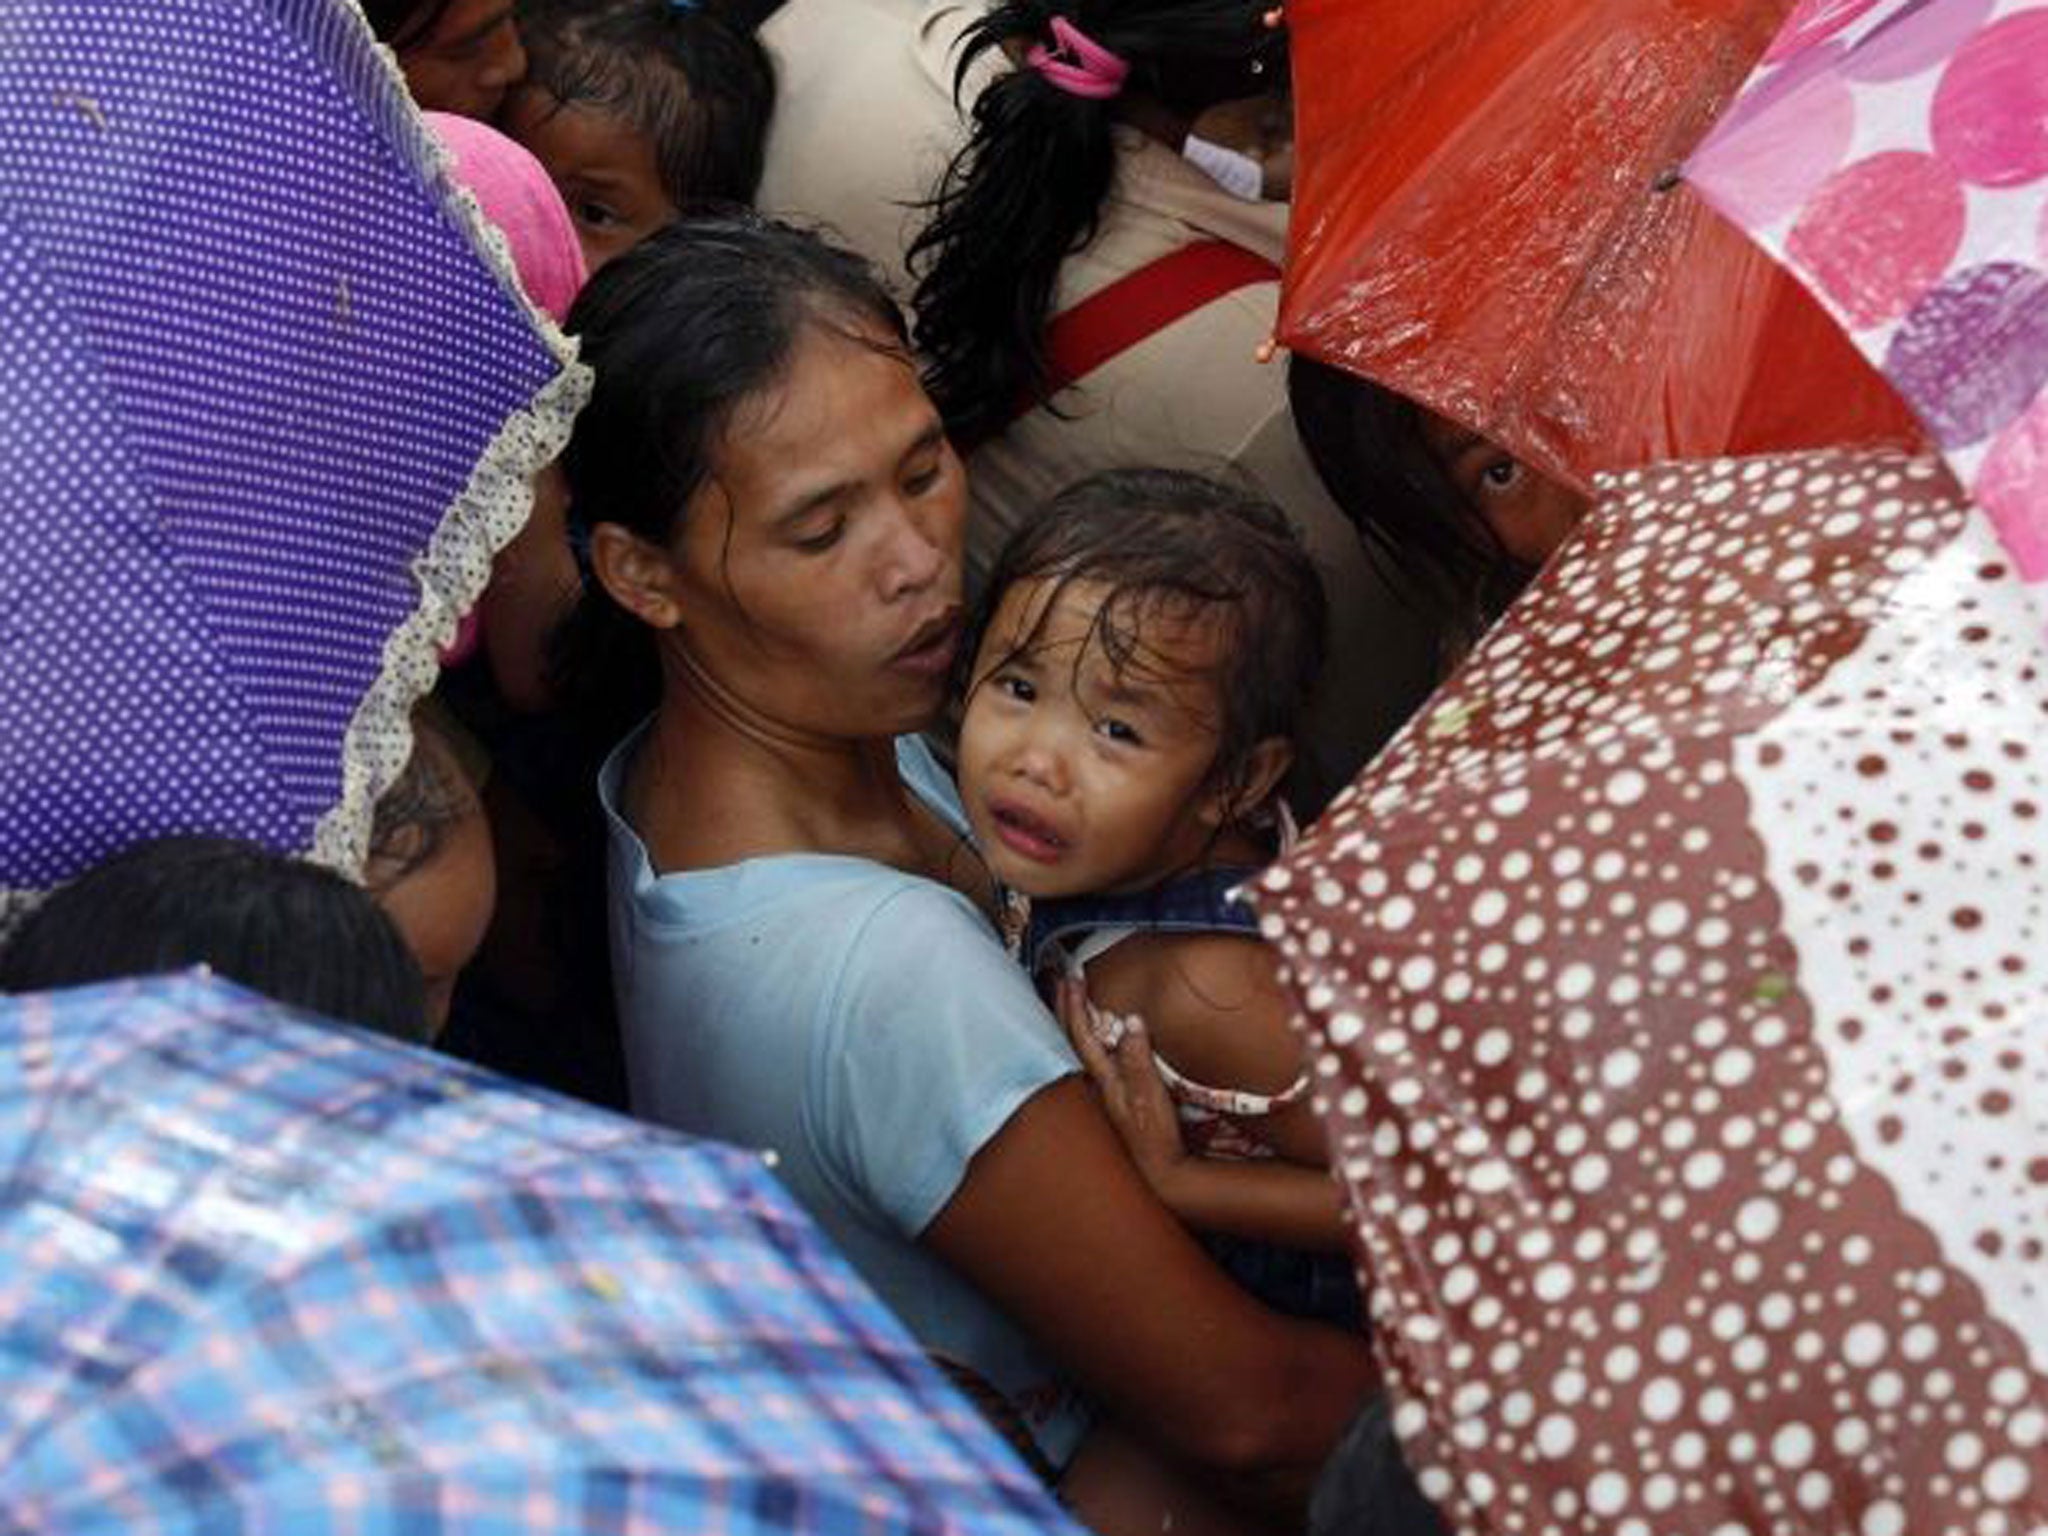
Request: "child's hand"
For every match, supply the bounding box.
[1055,976,1189,1193]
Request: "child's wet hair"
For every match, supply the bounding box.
[969,468,1328,815]
[516,0,774,207]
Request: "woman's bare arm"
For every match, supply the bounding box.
[920,1018,1375,1522]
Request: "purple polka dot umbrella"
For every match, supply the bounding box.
[0,0,589,923]
[1252,448,2048,1535]
[1689,0,2048,596]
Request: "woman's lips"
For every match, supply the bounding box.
[986,800,1067,864]
[889,609,962,678]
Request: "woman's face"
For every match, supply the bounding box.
[396,0,527,121]
[1417,410,1591,569]
[662,320,968,742]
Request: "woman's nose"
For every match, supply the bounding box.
[879,504,949,600]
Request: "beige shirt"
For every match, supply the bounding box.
[759,0,1438,795]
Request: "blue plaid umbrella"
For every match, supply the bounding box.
[0,0,588,919]
[0,973,1079,1535]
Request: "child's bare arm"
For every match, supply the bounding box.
[1139,933,1334,1169]
[1063,990,1351,1253]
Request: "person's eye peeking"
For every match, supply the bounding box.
[995,673,1035,704]
[573,200,623,230]
[1095,716,1142,747]
[1480,458,1524,492]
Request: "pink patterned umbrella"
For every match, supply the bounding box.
[1253,447,2048,1535]
[1688,0,2048,586]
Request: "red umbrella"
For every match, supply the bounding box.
[1254,446,2048,1533]
[1279,0,1924,490]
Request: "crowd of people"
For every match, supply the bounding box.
[0,1,1605,1531]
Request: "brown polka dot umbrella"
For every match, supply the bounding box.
[1253,448,2048,1535]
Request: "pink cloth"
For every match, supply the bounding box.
[425,111,586,324]
[425,113,586,667]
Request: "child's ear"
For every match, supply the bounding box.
[590,522,686,630]
[1201,736,1295,828]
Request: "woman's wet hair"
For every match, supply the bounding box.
[907,0,1283,440]
[1287,354,1536,661]
[967,467,1326,817]
[0,836,431,1042]
[550,211,909,742]
[516,0,775,208]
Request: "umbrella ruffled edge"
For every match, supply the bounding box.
[305,11,594,882]
[0,9,593,945]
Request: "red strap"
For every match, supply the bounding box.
[966,239,1282,451]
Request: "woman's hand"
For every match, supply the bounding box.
[1055,975,1351,1254]
[1055,975,1188,1195]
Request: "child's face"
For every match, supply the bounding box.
[1416,410,1591,568]
[958,578,1233,900]
[499,86,679,272]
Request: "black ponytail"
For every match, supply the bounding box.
[907,0,1276,439]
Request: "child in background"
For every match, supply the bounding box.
[368,0,528,120]
[502,0,775,271]
[955,467,1358,1325]
[1287,354,1591,669]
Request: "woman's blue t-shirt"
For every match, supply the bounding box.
[599,728,1086,1465]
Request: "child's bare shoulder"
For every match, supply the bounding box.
[1095,931,1302,1094]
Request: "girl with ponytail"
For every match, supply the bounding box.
[906,0,1282,441]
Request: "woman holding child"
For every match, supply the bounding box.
[563,213,1373,1535]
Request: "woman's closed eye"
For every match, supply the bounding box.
[903,443,956,500]
[791,518,846,554]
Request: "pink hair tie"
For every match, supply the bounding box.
[1026,16,1129,101]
